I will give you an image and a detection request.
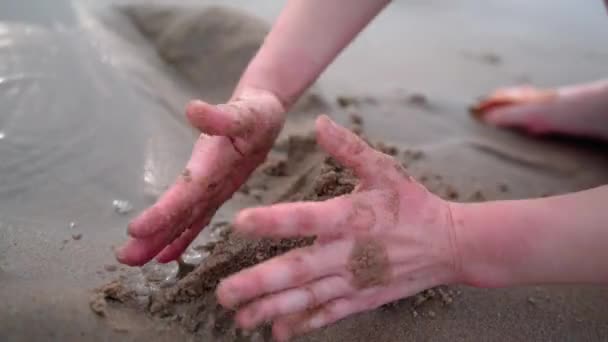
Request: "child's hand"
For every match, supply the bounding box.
[116,88,285,266]
[217,116,462,341]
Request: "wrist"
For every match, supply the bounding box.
[234,58,307,111]
[230,86,288,134]
[448,201,514,289]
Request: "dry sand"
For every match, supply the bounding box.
[1,1,608,341]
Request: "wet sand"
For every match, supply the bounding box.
[1,1,608,341]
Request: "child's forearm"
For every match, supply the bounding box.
[452,186,608,287]
[234,0,390,106]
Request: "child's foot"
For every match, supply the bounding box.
[470,81,608,141]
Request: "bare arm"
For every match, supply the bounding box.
[213,118,608,339]
[233,0,391,105]
[453,186,608,287]
[118,0,390,265]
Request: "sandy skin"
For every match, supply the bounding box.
[217,116,459,340]
[117,0,608,268]
[113,1,608,340]
[116,88,286,266]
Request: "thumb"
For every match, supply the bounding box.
[315,115,379,181]
[186,100,251,137]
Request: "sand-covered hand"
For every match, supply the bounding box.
[217,116,462,341]
[116,88,286,266]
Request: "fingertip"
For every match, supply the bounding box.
[216,280,239,309]
[235,308,256,330]
[186,99,246,137]
[480,106,528,128]
[186,99,208,120]
[315,114,376,181]
[186,99,217,133]
[115,241,146,267]
[154,249,180,264]
[186,99,212,116]
[233,208,257,233]
[126,218,150,239]
[114,245,128,264]
[314,114,337,139]
[315,114,331,129]
[234,207,277,238]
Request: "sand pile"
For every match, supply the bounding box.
[91,115,458,340]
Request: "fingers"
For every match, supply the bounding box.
[235,275,353,330]
[272,298,356,342]
[116,233,175,267]
[235,260,439,335]
[217,239,353,309]
[471,86,540,113]
[482,104,539,126]
[118,204,202,265]
[118,136,241,266]
[482,104,555,135]
[470,98,511,118]
[154,212,212,263]
[234,193,376,238]
[271,277,428,341]
[315,115,383,182]
[186,100,252,137]
[470,86,557,135]
[128,135,238,238]
[127,186,198,239]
